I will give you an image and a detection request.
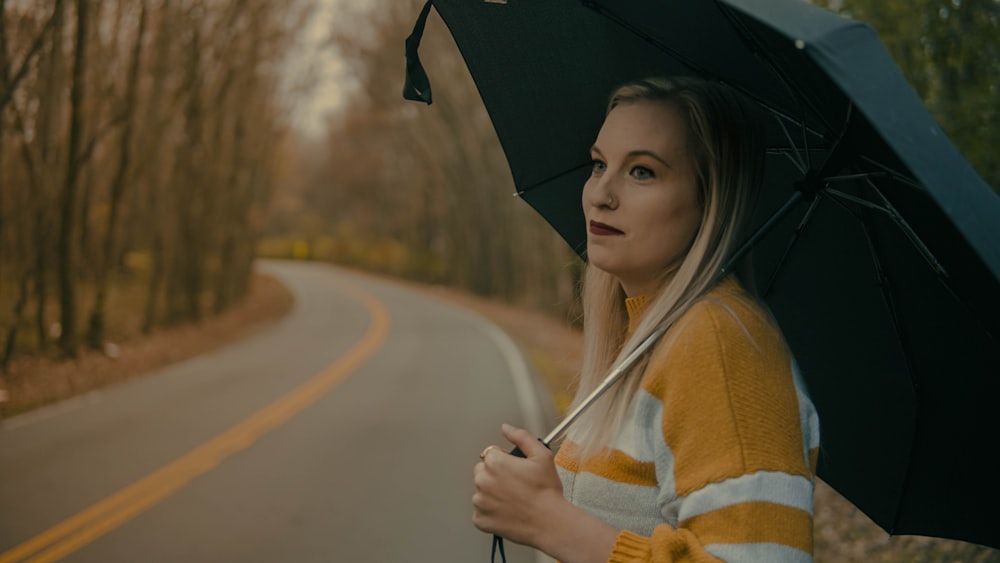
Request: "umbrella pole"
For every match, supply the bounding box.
[721,190,807,277]
[541,325,670,446]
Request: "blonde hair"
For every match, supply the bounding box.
[570,77,765,458]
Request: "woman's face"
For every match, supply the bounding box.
[583,100,703,297]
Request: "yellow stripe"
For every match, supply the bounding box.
[646,298,810,496]
[1,281,391,563]
[555,440,658,487]
[680,501,813,553]
[583,449,657,487]
[554,439,581,473]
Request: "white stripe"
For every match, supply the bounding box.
[570,471,663,536]
[706,542,812,562]
[613,388,664,463]
[792,358,821,453]
[679,471,814,521]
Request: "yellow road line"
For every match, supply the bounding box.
[1,282,391,563]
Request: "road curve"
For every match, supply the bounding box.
[0,260,554,562]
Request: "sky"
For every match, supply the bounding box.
[285,0,351,139]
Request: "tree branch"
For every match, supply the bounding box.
[0,0,67,113]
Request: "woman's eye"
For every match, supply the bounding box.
[630,166,654,180]
[591,159,606,175]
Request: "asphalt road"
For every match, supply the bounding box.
[0,260,555,562]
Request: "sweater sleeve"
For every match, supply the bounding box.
[607,298,815,563]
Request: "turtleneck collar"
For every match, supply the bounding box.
[623,276,743,335]
[625,293,651,335]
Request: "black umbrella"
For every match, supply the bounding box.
[404,0,1000,550]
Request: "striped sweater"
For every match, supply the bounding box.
[555,277,820,562]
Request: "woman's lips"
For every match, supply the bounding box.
[589,220,624,236]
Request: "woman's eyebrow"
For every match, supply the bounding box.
[590,146,671,168]
[627,149,670,168]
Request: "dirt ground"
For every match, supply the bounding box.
[3,265,996,561]
[0,274,294,418]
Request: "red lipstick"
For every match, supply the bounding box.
[589,220,624,236]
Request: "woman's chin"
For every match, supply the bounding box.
[586,254,623,281]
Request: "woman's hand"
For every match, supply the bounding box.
[472,424,621,562]
[472,423,565,547]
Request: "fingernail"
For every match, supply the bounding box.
[501,423,514,433]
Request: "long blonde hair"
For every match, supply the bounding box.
[570,77,765,458]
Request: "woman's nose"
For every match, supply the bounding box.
[584,173,619,210]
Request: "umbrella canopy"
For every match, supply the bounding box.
[403,0,1000,550]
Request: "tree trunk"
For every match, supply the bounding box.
[57,0,90,358]
[31,0,67,354]
[1,270,32,373]
[88,0,148,349]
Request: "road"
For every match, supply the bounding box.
[0,260,555,562]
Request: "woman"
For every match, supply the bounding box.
[472,77,820,563]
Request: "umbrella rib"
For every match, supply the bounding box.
[826,186,948,277]
[715,0,837,138]
[583,1,830,146]
[824,173,888,183]
[514,161,592,197]
[581,2,708,76]
[852,208,926,536]
[857,156,923,191]
[830,185,998,345]
[759,107,829,144]
[800,105,812,171]
[865,180,949,277]
[773,115,808,173]
[761,196,823,298]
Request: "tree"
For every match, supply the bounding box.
[316,0,579,312]
[87,0,147,349]
[55,0,90,358]
[816,0,1000,192]
[1,0,305,365]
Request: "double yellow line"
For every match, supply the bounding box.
[1,282,391,563]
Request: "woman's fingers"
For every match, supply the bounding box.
[472,457,505,533]
[501,423,550,459]
[473,424,563,542]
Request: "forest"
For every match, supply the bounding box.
[0,0,310,368]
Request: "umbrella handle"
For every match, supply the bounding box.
[506,439,546,459]
[490,443,546,563]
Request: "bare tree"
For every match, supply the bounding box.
[318,0,578,311]
[55,0,91,358]
[0,0,313,366]
[0,0,65,114]
[87,0,147,349]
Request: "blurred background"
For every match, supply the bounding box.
[0,0,997,560]
[0,0,581,373]
[1,0,996,368]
